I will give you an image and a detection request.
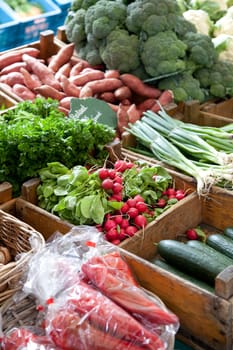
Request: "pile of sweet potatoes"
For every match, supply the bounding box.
[0,43,173,135]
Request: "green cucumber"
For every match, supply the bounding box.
[223,227,233,240]
[187,240,233,266]
[157,239,229,285]
[152,258,214,292]
[206,234,233,259]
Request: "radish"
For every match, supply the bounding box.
[113,215,123,225]
[114,176,123,184]
[114,160,129,172]
[118,228,127,241]
[186,229,198,240]
[102,178,114,190]
[128,207,139,218]
[134,194,145,203]
[125,225,138,237]
[120,218,130,229]
[105,228,118,241]
[120,203,129,214]
[108,169,117,179]
[112,182,123,194]
[98,168,109,180]
[166,188,176,196]
[127,198,137,208]
[157,198,167,208]
[135,201,147,213]
[134,215,147,228]
[104,219,116,231]
[175,190,185,200]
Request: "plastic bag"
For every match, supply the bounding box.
[2,225,179,350]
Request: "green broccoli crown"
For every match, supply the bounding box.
[126,0,181,35]
[70,0,99,11]
[158,72,205,102]
[183,32,217,68]
[194,61,233,98]
[65,9,86,44]
[140,30,187,77]
[100,29,140,72]
[84,0,127,40]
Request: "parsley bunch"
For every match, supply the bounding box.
[0,98,115,194]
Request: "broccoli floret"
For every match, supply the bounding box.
[158,72,205,102]
[126,0,181,35]
[183,32,217,68]
[194,61,233,98]
[140,31,187,77]
[100,29,140,72]
[142,15,169,36]
[84,0,127,41]
[78,41,102,65]
[169,14,197,39]
[65,9,86,44]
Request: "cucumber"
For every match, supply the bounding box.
[223,226,233,240]
[187,240,233,266]
[157,239,229,285]
[152,258,214,292]
[206,234,233,259]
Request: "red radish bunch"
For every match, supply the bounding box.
[96,161,187,245]
[103,195,149,245]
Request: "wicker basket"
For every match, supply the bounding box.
[0,209,45,305]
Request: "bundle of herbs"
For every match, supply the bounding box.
[126,106,233,195]
[0,98,115,194]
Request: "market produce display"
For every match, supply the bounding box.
[0,97,115,194]
[36,159,187,244]
[64,0,233,102]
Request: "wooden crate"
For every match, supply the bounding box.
[0,197,72,241]
[175,100,233,127]
[120,191,233,350]
[0,90,17,113]
[0,183,12,204]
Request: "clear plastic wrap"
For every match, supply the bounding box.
[1,225,179,350]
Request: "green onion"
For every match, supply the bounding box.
[142,109,233,165]
[125,121,228,195]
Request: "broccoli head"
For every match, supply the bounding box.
[158,72,205,102]
[183,32,217,69]
[140,31,187,77]
[100,29,140,72]
[84,0,127,41]
[65,9,86,44]
[194,61,233,98]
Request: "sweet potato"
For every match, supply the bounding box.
[85,78,123,95]
[59,96,73,110]
[104,70,120,79]
[120,74,161,98]
[0,47,40,70]
[58,106,69,116]
[22,54,61,90]
[127,103,142,123]
[158,89,174,105]
[34,85,66,101]
[0,72,25,86]
[0,62,28,75]
[107,103,119,113]
[48,43,75,72]
[12,84,36,100]
[55,62,72,81]
[69,62,85,77]
[60,75,80,97]
[79,85,93,98]
[70,70,105,86]
[98,92,116,103]
[20,67,41,90]
[137,98,156,112]
[114,85,132,101]
[117,103,130,134]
